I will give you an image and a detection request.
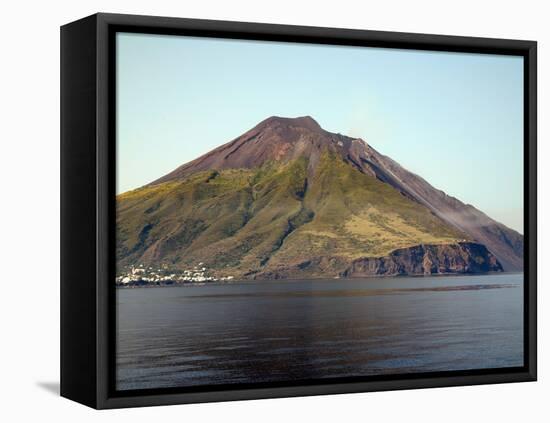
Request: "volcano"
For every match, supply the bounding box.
[116,116,523,279]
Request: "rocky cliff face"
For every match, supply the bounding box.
[340,242,503,277]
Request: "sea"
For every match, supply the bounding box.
[116,273,523,390]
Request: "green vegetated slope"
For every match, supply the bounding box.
[117,151,467,279]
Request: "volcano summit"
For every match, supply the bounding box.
[116,116,523,280]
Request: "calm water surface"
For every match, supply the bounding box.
[116,273,523,390]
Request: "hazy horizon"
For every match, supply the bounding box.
[116,33,524,233]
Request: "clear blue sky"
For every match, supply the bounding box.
[116,32,524,233]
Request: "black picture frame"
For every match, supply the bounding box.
[61,12,537,409]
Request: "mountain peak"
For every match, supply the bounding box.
[257,115,323,132]
[152,115,360,185]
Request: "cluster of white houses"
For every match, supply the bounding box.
[115,263,234,286]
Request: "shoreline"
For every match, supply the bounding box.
[115,271,522,289]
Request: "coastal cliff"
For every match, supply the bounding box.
[340,242,502,277]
